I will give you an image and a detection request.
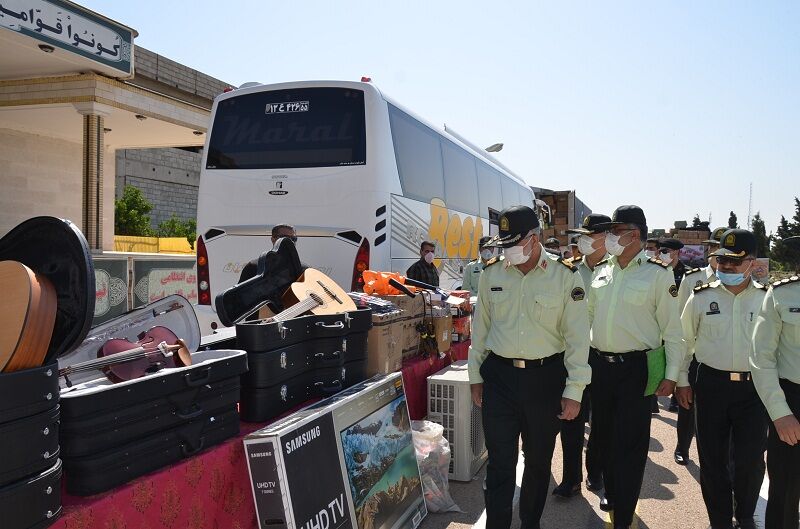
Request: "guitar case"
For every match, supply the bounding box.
[0,217,93,518]
[236,309,372,422]
[56,295,248,495]
[214,237,304,327]
[0,459,62,529]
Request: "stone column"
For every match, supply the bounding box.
[74,103,111,249]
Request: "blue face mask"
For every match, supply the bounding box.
[716,262,751,286]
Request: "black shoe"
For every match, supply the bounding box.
[552,482,581,498]
[674,451,688,465]
[586,474,604,492]
[735,519,756,529]
[599,496,614,512]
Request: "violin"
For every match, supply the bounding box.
[59,326,192,387]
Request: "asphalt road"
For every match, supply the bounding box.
[417,396,789,529]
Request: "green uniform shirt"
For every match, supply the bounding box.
[588,250,684,382]
[678,265,717,312]
[571,254,607,291]
[679,279,767,387]
[468,246,591,402]
[462,259,485,296]
[751,277,800,421]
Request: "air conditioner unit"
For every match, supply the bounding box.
[427,360,487,481]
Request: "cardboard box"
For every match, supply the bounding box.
[424,315,452,353]
[367,311,404,375]
[401,316,423,360]
[376,294,425,320]
[244,373,427,529]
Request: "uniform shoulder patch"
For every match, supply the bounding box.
[684,267,703,276]
[647,257,670,268]
[557,257,577,272]
[669,284,678,297]
[571,286,585,301]
[485,256,503,268]
[773,275,799,288]
[693,281,716,293]
[596,258,609,267]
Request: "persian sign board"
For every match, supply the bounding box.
[0,0,134,76]
[93,258,127,325]
[133,260,198,307]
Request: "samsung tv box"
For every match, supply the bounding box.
[244,372,426,529]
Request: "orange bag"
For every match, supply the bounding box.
[362,270,419,296]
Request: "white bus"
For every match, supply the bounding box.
[195,80,534,333]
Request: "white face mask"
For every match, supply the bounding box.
[578,235,598,256]
[659,252,673,266]
[644,249,657,259]
[605,232,629,256]
[504,236,533,265]
[480,249,494,261]
[424,252,435,264]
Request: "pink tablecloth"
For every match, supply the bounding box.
[52,340,471,529]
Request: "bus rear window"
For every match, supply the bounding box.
[206,87,366,169]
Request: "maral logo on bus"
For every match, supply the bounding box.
[265,101,309,114]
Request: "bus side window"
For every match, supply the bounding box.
[477,162,502,215]
[441,139,478,216]
[389,106,444,203]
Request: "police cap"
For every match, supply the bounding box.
[710,229,756,259]
[484,206,540,248]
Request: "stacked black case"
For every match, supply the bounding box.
[233,309,372,422]
[0,217,96,529]
[56,295,248,496]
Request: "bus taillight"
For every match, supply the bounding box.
[352,238,370,291]
[197,236,211,305]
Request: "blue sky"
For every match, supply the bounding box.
[85,0,799,234]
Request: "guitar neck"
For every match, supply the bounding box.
[267,296,321,323]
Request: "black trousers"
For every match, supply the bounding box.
[559,386,600,485]
[765,379,800,529]
[481,353,566,529]
[694,365,768,527]
[676,360,698,455]
[589,350,651,527]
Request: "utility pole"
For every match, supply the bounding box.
[747,182,753,228]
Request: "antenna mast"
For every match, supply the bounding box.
[747,182,753,228]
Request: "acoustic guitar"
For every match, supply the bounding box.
[260,268,357,323]
[0,260,58,372]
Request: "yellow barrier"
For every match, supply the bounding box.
[114,236,195,254]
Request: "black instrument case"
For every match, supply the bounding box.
[56,295,248,495]
[0,217,94,529]
[235,309,371,422]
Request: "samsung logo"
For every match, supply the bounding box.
[285,425,321,454]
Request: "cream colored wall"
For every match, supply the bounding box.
[0,127,116,250]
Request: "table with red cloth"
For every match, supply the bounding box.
[52,339,470,529]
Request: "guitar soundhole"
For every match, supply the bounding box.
[309,292,325,307]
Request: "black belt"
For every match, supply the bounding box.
[699,364,752,382]
[489,351,563,369]
[591,347,647,363]
[780,378,800,392]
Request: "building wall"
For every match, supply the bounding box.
[0,127,115,249]
[115,147,201,229]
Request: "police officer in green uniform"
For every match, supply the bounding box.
[468,206,591,529]
[550,213,611,498]
[675,229,768,529]
[671,228,724,463]
[462,236,493,297]
[751,235,800,529]
[587,205,683,529]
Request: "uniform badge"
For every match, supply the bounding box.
[695,280,703,288]
[669,285,678,297]
[725,233,735,246]
[491,287,503,292]
[790,307,800,313]
[707,301,721,315]
[500,216,509,231]
[571,287,585,301]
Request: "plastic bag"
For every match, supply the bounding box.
[411,420,463,513]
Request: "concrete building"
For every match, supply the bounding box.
[0,1,230,250]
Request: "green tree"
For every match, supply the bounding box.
[114,185,153,236]
[728,211,739,229]
[157,215,197,249]
[691,214,702,228]
[751,212,769,258]
[771,202,800,271]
